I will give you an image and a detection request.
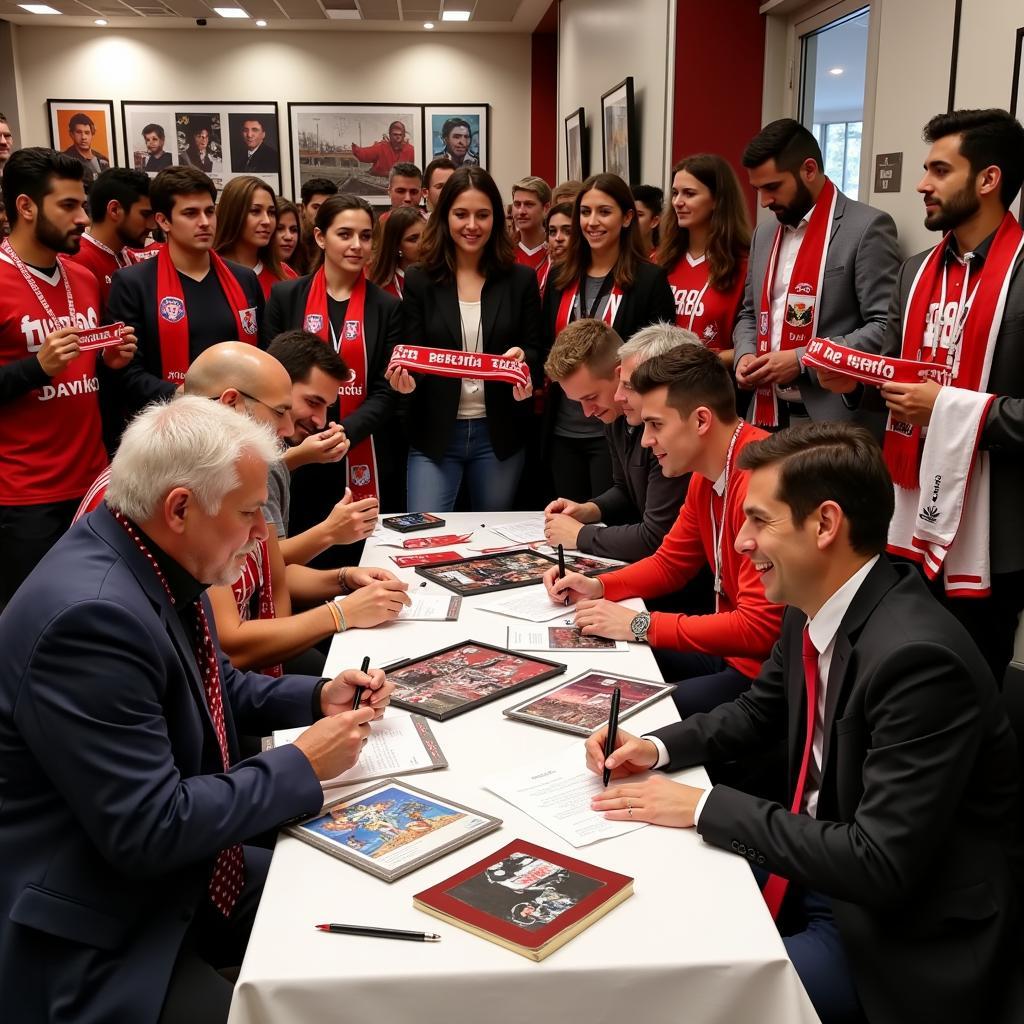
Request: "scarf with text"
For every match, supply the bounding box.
[801,336,952,387]
[303,268,379,501]
[387,344,531,388]
[230,539,281,676]
[156,246,257,383]
[753,178,838,427]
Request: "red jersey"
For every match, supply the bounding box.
[666,253,747,353]
[255,260,298,300]
[0,251,107,505]
[599,422,783,678]
[66,232,140,313]
[516,241,550,296]
[380,268,405,300]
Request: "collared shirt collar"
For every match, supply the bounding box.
[712,466,726,497]
[944,227,996,266]
[806,555,879,654]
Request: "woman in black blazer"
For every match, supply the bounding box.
[386,166,542,512]
[542,173,676,501]
[265,194,402,563]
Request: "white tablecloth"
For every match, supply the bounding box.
[229,513,819,1024]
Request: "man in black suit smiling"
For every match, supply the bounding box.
[588,421,1023,1024]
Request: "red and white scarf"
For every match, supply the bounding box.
[230,539,281,676]
[387,344,530,388]
[554,276,624,335]
[302,268,379,502]
[753,178,838,427]
[885,213,1024,595]
[156,246,258,384]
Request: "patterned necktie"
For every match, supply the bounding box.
[762,626,819,919]
[114,510,245,917]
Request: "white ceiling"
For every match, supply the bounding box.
[0,0,552,32]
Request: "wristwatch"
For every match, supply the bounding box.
[629,611,651,644]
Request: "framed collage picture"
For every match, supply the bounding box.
[121,101,281,193]
[47,99,117,187]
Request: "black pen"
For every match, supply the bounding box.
[557,543,569,606]
[315,923,440,942]
[602,686,622,787]
[352,656,369,710]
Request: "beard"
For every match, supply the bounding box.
[36,209,83,255]
[208,541,261,587]
[117,224,149,250]
[924,184,980,233]
[772,176,816,227]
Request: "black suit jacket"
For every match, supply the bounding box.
[400,263,543,461]
[265,274,402,541]
[236,144,279,174]
[541,261,676,444]
[878,245,1024,574]
[653,558,1023,1023]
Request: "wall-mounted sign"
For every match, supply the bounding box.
[874,152,902,194]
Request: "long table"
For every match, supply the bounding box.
[229,512,819,1024]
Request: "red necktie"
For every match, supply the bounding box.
[762,626,819,919]
[114,511,245,917]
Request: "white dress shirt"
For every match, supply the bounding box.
[770,210,812,401]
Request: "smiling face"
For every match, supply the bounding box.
[317,207,373,275]
[613,352,644,426]
[917,133,982,233]
[241,120,266,151]
[242,186,277,251]
[671,169,715,234]
[639,385,704,478]
[447,187,493,259]
[559,361,621,423]
[579,187,631,260]
[289,366,345,441]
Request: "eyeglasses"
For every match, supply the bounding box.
[235,389,291,421]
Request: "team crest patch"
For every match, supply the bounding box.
[785,294,815,328]
[304,314,324,333]
[159,296,186,323]
[702,324,718,343]
[351,464,371,487]
[239,307,258,336]
[343,320,359,341]
[759,311,769,335]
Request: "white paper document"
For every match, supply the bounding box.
[490,518,547,544]
[479,588,572,622]
[397,593,462,621]
[271,714,446,790]
[507,624,628,652]
[484,745,649,847]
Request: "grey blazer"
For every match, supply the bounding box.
[733,189,899,428]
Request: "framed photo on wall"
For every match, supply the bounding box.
[47,99,117,187]
[423,104,489,171]
[600,78,638,185]
[564,107,587,182]
[1011,26,1024,222]
[287,103,422,206]
[121,101,281,192]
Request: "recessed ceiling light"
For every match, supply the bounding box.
[213,7,249,17]
[423,21,434,29]
[94,16,107,24]
[441,10,471,21]
[19,4,61,13]
[828,66,844,76]
[255,18,266,25]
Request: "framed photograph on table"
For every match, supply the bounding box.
[564,107,588,182]
[286,778,501,882]
[383,640,565,721]
[600,77,638,184]
[47,99,117,185]
[423,104,489,170]
[288,103,422,206]
[122,101,281,191]
[415,549,559,596]
[503,670,675,736]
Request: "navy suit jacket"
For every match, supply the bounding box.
[0,505,325,1023]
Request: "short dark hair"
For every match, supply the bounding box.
[631,343,736,421]
[149,165,217,217]
[240,115,266,130]
[390,161,421,183]
[924,108,1024,210]
[742,118,823,174]
[141,122,164,141]
[424,156,456,188]
[545,200,574,228]
[68,112,95,133]
[267,330,349,385]
[314,193,374,235]
[2,147,84,226]
[88,168,150,224]
[632,184,663,214]
[737,422,894,556]
[301,177,338,205]
[442,117,472,141]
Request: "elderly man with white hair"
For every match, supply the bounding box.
[0,396,393,1024]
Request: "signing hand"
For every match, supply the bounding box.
[573,598,635,641]
[292,705,377,781]
[338,579,411,627]
[385,365,416,394]
[542,566,602,605]
[346,565,399,588]
[591,776,704,829]
[543,513,583,549]
[36,325,81,376]
[101,325,137,370]
[320,666,392,717]
[584,725,657,778]
[880,379,941,427]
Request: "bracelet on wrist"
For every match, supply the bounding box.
[337,566,351,594]
[324,599,341,632]
[334,596,348,632]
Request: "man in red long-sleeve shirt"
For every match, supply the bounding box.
[545,343,784,717]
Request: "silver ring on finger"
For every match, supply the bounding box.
[626,800,633,817]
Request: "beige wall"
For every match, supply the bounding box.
[557,0,672,186]
[10,25,532,201]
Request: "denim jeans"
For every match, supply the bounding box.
[407,418,526,513]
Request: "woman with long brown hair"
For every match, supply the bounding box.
[657,154,751,366]
[386,165,542,512]
[543,172,675,501]
[272,196,304,277]
[213,175,296,299]
[368,204,423,299]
